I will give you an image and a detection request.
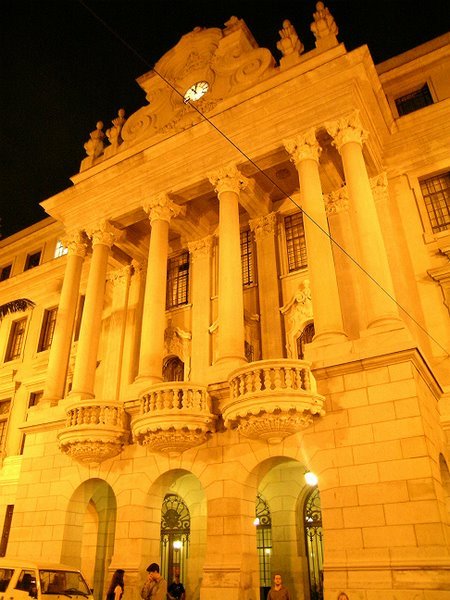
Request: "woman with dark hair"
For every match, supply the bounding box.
[106,569,125,600]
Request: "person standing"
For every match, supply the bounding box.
[143,563,167,600]
[267,573,290,600]
[105,569,124,600]
[167,567,185,600]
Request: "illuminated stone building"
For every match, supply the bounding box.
[0,5,449,600]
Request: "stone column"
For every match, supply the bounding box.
[71,220,120,399]
[284,129,347,344]
[208,164,247,370]
[326,111,400,331]
[102,265,132,401]
[43,231,87,405]
[249,212,284,358]
[136,194,182,385]
[188,236,213,382]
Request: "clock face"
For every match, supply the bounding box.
[183,81,209,103]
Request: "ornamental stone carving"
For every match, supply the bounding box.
[284,128,321,164]
[370,172,389,203]
[325,110,368,151]
[280,280,314,358]
[61,230,88,258]
[58,399,129,464]
[86,220,121,248]
[208,164,248,196]
[188,235,214,260]
[143,194,183,224]
[325,187,349,215]
[132,383,216,455]
[224,359,324,444]
[249,212,278,241]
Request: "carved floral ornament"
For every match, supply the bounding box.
[208,163,248,195]
[325,110,369,151]
[249,212,278,241]
[143,194,183,224]
[284,128,322,164]
[86,220,121,248]
[61,230,88,258]
[188,235,214,259]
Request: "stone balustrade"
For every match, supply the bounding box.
[58,399,129,464]
[132,383,216,455]
[223,359,325,443]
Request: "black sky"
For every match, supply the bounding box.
[1,0,449,240]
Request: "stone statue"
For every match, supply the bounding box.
[280,280,313,358]
[84,121,105,158]
[310,2,338,41]
[277,19,304,57]
[106,108,126,147]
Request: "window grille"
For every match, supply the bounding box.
[38,308,58,352]
[304,488,324,600]
[0,265,12,282]
[420,172,450,233]
[160,494,190,585]
[5,318,27,361]
[395,83,433,116]
[166,251,190,309]
[255,493,272,590]
[297,323,315,359]
[24,251,41,271]
[285,212,308,272]
[240,229,255,286]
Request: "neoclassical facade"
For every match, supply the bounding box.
[0,6,449,600]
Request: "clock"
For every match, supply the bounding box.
[183,81,209,103]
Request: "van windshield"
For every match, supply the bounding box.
[39,570,90,597]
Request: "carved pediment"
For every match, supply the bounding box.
[120,18,276,146]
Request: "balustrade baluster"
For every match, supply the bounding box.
[274,367,282,390]
[285,367,292,389]
[263,368,271,391]
[254,368,262,392]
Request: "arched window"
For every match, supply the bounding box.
[297,322,315,360]
[160,494,190,585]
[304,487,323,600]
[255,493,272,597]
[163,356,184,382]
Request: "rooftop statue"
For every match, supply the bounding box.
[106,108,126,147]
[277,19,304,58]
[84,121,105,158]
[310,1,339,48]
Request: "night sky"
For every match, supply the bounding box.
[1,0,449,239]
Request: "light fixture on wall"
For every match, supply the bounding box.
[304,470,318,486]
[253,517,260,526]
[173,540,182,550]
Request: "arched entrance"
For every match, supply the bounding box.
[160,493,190,585]
[255,493,272,600]
[304,487,324,600]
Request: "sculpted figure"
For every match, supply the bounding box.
[280,280,313,358]
[311,1,338,40]
[277,19,304,57]
[106,108,126,146]
[84,121,105,158]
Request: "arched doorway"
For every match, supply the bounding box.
[160,493,190,585]
[304,487,324,600]
[163,356,184,382]
[255,493,272,600]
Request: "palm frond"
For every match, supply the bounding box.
[0,299,35,320]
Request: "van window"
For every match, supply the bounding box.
[15,570,37,597]
[0,568,14,592]
[39,570,90,596]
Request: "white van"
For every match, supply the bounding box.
[0,559,94,600]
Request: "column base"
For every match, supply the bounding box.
[311,329,349,346]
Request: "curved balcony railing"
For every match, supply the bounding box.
[58,399,129,464]
[223,359,325,443]
[131,383,216,455]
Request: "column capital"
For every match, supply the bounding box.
[249,212,278,241]
[61,230,88,257]
[284,127,321,164]
[188,235,214,260]
[87,220,121,248]
[107,265,132,288]
[143,193,183,224]
[325,187,349,215]
[370,172,389,203]
[325,110,368,152]
[208,163,248,196]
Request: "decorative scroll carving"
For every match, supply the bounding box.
[280,280,314,358]
[249,212,278,241]
[224,359,325,443]
[284,128,321,164]
[132,383,216,454]
[58,399,129,464]
[143,194,183,224]
[208,163,248,195]
[325,110,368,151]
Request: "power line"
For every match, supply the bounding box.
[77,0,450,358]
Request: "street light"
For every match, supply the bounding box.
[304,470,318,486]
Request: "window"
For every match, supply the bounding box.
[255,493,272,594]
[297,322,315,359]
[285,212,308,272]
[166,251,189,309]
[0,505,14,557]
[38,307,57,352]
[163,356,184,382]
[0,400,11,451]
[5,318,27,362]
[395,83,433,116]
[29,391,43,407]
[420,172,450,233]
[240,229,255,286]
[54,240,68,258]
[24,251,41,271]
[0,265,12,282]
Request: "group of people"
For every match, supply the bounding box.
[107,566,349,600]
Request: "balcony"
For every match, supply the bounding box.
[223,359,325,443]
[58,399,129,464]
[131,383,216,455]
